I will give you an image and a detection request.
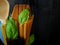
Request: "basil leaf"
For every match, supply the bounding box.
[6,17,18,40]
[28,34,35,45]
[18,9,29,25]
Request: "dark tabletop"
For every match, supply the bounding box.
[8,0,60,45]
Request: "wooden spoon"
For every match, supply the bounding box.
[0,0,9,45]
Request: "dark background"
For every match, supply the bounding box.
[7,0,60,45]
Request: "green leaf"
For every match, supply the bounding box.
[28,34,35,45]
[6,17,18,40]
[18,9,29,25]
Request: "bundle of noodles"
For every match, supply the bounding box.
[12,4,34,45]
